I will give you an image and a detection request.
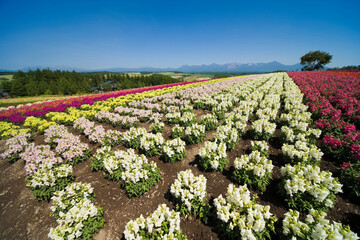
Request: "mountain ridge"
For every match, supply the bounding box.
[0,61,303,73]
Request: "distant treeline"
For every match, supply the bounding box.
[328,65,360,70]
[0,69,181,97]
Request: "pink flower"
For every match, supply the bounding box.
[357,174,360,181]
[341,162,348,169]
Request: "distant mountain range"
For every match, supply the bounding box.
[0,61,303,73]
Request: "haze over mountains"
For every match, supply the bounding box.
[1,61,303,73]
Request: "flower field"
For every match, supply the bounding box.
[0,72,359,239]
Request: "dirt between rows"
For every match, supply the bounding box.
[1,110,360,240]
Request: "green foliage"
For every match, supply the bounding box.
[5,69,182,97]
[171,125,184,139]
[80,208,106,239]
[122,166,162,198]
[340,162,360,197]
[300,50,332,71]
[26,175,75,202]
[279,180,336,212]
[233,168,272,191]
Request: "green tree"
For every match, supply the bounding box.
[300,50,332,71]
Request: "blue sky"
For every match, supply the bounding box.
[0,0,359,70]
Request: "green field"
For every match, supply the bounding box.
[0,74,13,81]
[125,72,213,82]
[0,94,81,108]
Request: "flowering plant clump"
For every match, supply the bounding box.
[123,204,187,240]
[214,109,226,120]
[171,124,184,139]
[180,104,193,113]
[131,109,152,122]
[150,121,165,133]
[340,162,360,197]
[250,140,269,157]
[121,116,140,129]
[170,169,207,217]
[213,184,277,239]
[44,125,92,165]
[25,164,74,201]
[122,127,147,149]
[198,141,228,171]
[251,119,276,140]
[23,116,56,133]
[149,112,163,123]
[179,112,197,127]
[282,209,358,240]
[282,141,323,165]
[0,132,32,163]
[163,138,186,163]
[73,117,106,145]
[233,151,273,191]
[184,123,206,144]
[280,126,321,145]
[20,143,63,176]
[90,146,110,172]
[166,112,181,124]
[200,113,218,130]
[214,124,238,151]
[255,108,278,122]
[280,163,342,211]
[139,132,165,157]
[91,147,161,197]
[49,182,105,240]
[0,121,31,139]
[102,129,123,147]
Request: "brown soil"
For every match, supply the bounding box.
[1,100,360,239]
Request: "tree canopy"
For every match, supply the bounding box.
[300,50,332,71]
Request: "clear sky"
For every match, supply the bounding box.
[0,0,359,70]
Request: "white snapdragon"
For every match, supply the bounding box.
[281,163,342,209]
[213,184,276,239]
[163,138,186,162]
[124,204,185,239]
[282,141,323,164]
[234,151,273,178]
[198,141,227,171]
[170,169,207,213]
[283,209,358,240]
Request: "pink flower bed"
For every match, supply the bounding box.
[288,71,360,162]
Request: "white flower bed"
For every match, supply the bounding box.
[91,148,161,197]
[163,138,186,162]
[198,141,228,171]
[184,123,206,144]
[150,121,164,133]
[251,119,276,140]
[213,184,277,239]
[123,204,187,239]
[280,163,342,211]
[179,111,197,127]
[282,141,323,165]
[250,140,269,157]
[214,124,238,151]
[282,209,358,240]
[139,132,165,156]
[233,151,273,191]
[171,124,184,139]
[122,127,147,149]
[49,182,104,240]
[170,169,207,216]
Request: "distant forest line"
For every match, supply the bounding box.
[0,69,251,97]
[0,70,181,97]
